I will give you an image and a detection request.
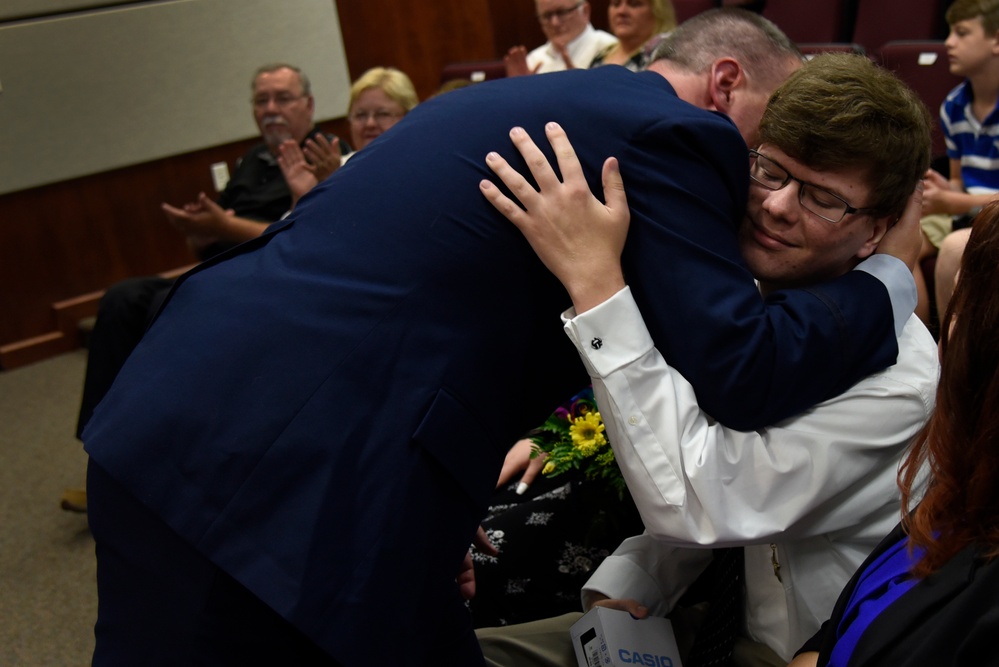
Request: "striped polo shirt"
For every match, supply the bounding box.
[941,80,999,195]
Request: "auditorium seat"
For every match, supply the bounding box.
[851,0,946,55]
[761,0,851,43]
[876,41,961,159]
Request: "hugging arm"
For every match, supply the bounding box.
[480,123,628,314]
[480,123,905,430]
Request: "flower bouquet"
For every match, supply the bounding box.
[528,386,626,498]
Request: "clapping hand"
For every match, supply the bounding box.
[504,45,542,77]
[303,133,342,182]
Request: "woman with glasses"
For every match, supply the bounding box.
[277,67,418,203]
[789,200,999,666]
[345,67,419,155]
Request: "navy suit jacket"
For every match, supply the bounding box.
[806,522,999,665]
[84,67,898,664]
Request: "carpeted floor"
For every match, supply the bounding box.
[0,350,95,666]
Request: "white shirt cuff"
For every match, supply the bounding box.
[562,286,655,378]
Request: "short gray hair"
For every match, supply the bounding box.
[252,63,311,97]
[651,8,802,93]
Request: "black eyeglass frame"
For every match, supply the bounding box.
[748,149,878,224]
[537,1,585,23]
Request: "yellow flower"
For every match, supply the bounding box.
[542,461,556,475]
[570,411,607,457]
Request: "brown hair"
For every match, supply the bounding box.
[759,53,931,219]
[946,0,999,34]
[900,200,999,577]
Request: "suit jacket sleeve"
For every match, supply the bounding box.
[618,114,900,431]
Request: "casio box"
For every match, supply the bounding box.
[570,607,683,667]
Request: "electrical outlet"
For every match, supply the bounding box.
[210,161,230,192]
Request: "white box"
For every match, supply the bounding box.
[570,607,683,667]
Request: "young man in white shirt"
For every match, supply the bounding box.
[476,53,938,667]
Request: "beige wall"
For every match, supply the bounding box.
[0,0,350,195]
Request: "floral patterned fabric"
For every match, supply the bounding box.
[468,467,643,627]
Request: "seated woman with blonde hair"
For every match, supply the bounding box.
[344,66,419,155]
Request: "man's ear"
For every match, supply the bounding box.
[857,214,893,260]
[707,58,745,113]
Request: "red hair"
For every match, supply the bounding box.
[900,200,999,577]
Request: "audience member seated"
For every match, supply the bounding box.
[158,139,321,242]
[504,0,617,76]
[915,0,999,327]
[789,199,999,667]
[590,0,677,71]
[72,62,323,439]
[343,67,419,159]
[61,65,416,513]
[474,53,936,667]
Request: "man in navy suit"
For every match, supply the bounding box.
[82,10,919,667]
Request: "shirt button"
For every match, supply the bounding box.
[628,416,639,425]
[590,337,603,350]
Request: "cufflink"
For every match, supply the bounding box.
[590,337,603,350]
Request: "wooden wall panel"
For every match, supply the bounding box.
[0,138,253,348]
[338,0,497,100]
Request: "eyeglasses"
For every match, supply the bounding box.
[252,94,306,109]
[748,150,876,224]
[349,109,404,124]
[538,1,584,23]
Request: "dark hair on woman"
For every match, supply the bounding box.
[900,200,999,578]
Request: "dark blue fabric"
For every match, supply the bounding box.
[83,66,898,666]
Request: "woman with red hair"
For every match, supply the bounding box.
[792,201,999,666]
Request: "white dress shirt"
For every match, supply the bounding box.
[527,24,618,73]
[566,285,939,661]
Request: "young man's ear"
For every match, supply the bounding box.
[859,215,894,260]
[708,58,745,113]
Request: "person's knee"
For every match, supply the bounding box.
[477,613,581,667]
[934,228,972,315]
[936,229,972,282]
[938,229,970,265]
